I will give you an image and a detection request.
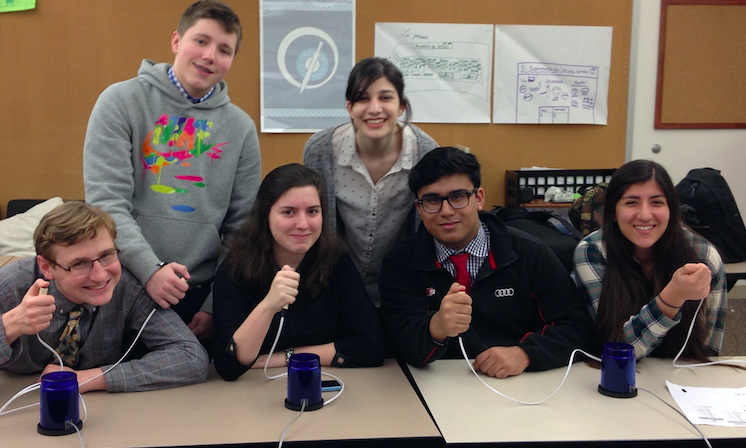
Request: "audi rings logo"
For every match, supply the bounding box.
[494,288,515,298]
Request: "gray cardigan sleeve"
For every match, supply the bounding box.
[303,125,341,232]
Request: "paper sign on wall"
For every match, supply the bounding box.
[375,22,493,124]
[493,25,613,125]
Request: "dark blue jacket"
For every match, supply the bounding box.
[380,212,592,371]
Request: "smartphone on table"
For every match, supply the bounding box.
[321,380,341,392]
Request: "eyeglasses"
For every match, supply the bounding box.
[52,249,120,276]
[416,188,478,213]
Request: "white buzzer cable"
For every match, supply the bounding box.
[458,336,600,405]
[278,399,306,448]
[37,287,64,369]
[638,387,712,448]
[456,305,718,447]
[457,340,714,447]
[80,308,157,387]
[456,297,737,401]
[672,297,746,368]
[319,371,345,405]
[36,285,89,448]
[664,297,741,447]
[0,294,157,424]
[262,308,345,448]
[1,287,60,418]
[264,310,288,380]
[0,383,41,416]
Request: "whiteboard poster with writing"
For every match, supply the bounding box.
[493,25,613,125]
[375,23,493,123]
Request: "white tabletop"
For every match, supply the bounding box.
[408,356,746,444]
[0,359,440,447]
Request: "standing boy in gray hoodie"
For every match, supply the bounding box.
[83,1,261,347]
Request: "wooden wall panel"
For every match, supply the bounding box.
[0,0,631,217]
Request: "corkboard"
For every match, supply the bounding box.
[0,0,631,218]
[655,0,746,129]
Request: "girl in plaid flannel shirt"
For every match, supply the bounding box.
[573,160,725,361]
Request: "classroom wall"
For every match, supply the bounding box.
[627,0,746,214]
[0,0,631,218]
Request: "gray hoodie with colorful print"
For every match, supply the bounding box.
[83,59,261,313]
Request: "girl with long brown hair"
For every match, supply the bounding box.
[573,160,726,361]
[212,164,384,381]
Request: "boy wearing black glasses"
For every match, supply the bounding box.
[0,202,208,392]
[380,147,591,377]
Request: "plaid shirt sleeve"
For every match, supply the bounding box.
[689,230,726,356]
[573,231,607,321]
[623,297,679,359]
[100,276,209,392]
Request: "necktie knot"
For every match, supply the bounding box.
[449,252,471,293]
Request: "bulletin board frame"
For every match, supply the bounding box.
[654,0,746,129]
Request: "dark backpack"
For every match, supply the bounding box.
[676,168,746,265]
[490,207,583,273]
[569,183,608,237]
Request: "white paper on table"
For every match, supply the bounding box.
[667,381,746,427]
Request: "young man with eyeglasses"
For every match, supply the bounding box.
[380,147,591,378]
[0,202,208,392]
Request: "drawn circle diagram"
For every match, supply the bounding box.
[277,26,339,91]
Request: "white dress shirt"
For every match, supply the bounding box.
[332,123,419,305]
